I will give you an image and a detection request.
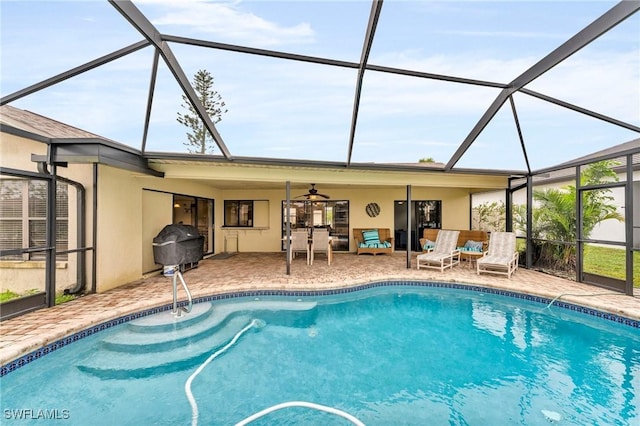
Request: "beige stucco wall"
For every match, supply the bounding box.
[96,166,223,292]
[0,133,94,295]
[212,185,473,253]
[0,133,46,173]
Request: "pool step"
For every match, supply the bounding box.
[76,300,318,380]
[100,300,317,353]
[100,304,237,353]
[126,302,214,333]
[77,315,254,379]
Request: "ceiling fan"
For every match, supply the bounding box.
[296,183,330,200]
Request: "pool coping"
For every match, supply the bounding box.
[2,279,638,377]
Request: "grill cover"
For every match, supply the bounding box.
[152,224,204,266]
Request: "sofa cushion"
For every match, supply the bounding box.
[359,241,392,249]
[362,229,381,245]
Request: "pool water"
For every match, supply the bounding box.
[2,285,639,425]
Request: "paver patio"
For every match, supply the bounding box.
[2,252,639,367]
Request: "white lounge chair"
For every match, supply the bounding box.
[416,230,460,272]
[289,230,310,265]
[311,229,332,265]
[476,231,519,278]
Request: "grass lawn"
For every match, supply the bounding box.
[583,245,640,287]
[0,290,21,303]
[0,289,76,305]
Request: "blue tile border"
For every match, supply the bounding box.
[2,280,638,377]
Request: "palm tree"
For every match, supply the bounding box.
[530,160,623,267]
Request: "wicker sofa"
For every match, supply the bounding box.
[419,229,489,252]
[353,228,394,255]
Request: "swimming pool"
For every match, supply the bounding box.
[1,282,639,425]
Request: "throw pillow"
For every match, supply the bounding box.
[362,229,381,245]
[463,240,483,252]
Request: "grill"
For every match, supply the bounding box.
[152,224,204,267]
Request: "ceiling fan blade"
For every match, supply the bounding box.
[293,184,330,200]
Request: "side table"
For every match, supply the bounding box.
[459,250,485,269]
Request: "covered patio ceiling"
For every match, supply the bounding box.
[1,0,639,176]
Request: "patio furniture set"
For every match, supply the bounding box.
[416,229,519,278]
[291,227,518,279]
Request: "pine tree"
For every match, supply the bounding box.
[177,69,227,154]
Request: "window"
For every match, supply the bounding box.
[282,200,349,251]
[224,200,253,227]
[0,178,68,260]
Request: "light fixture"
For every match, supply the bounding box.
[174,203,181,208]
[296,184,330,200]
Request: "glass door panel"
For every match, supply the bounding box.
[394,200,441,251]
[580,187,626,292]
[196,199,213,254]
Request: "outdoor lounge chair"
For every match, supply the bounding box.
[416,230,460,272]
[289,230,310,265]
[476,231,519,278]
[311,229,332,265]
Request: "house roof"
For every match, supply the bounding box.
[0,105,107,140]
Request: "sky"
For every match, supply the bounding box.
[1,0,639,172]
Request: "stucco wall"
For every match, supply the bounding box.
[96,167,222,292]
[216,185,472,253]
[0,133,95,295]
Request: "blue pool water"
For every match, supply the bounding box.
[1,284,639,425]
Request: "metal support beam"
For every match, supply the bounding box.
[286,181,291,275]
[624,154,634,296]
[406,185,412,268]
[347,0,383,165]
[505,187,513,233]
[109,0,232,159]
[520,88,640,134]
[45,147,58,308]
[445,0,640,171]
[0,41,149,105]
[576,166,584,282]
[445,91,511,170]
[526,175,533,269]
[141,49,161,154]
[509,95,531,174]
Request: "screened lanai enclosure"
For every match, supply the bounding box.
[1,0,639,317]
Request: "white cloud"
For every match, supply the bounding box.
[140,0,315,47]
[526,50,640,123]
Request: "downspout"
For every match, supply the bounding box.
[45,161,57,308]
[91,163,98,294]
[37,161,87,295]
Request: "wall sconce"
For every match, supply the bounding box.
[174,203,181,208]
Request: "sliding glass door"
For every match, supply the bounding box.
[282,200,349,251]
[394,200,441,251]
